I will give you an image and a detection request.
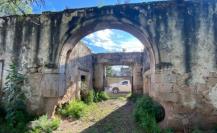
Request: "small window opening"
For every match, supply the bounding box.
[81,75,86,82]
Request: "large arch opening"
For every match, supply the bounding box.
[57,16,159,106]
[58,16,159,75]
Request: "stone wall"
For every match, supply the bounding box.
[0,0,216,129]
[62,42,93,103]
[25,42,93,115]
[152,69,217,129]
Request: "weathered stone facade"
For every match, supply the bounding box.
[0,0,216,129]
[24,42,93,115]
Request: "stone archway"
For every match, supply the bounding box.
[58,16,159,75]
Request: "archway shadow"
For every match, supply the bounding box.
[81,100,144,133]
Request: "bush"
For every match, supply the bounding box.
[0,61,35,133]
[192,128,203,133]
[29,115,60,133]
[162,128,174,133]
[58,100,87,119]
[128,93,143,102]
[94,91,109,102]
[133,95,165,133]
[81,89,94,105]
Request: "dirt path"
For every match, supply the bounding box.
[54,99,143,133]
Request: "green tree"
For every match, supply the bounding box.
[1,61,32,133]
[3,61,26,105]
[106,66,113,77]
[0,0,44,16]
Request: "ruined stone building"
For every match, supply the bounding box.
[0,0,217,129]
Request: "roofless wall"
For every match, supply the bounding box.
[0,0,217,129]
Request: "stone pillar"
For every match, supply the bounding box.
[93,64,104,91]
[132,64,143,93]
[143,73,151,95]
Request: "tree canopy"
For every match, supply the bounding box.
[0,0,44,16]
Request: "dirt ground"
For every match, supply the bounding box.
[54,97,143,133]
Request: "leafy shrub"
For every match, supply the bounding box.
[133,95,165,133]
[0,61,34,133]
[3,62,26,106]
[58,100,87,119]
[192,128,203,133]
[94,91,109,102]
[0,105,6,121]
[29,115,60,133]
[128,93,143,102]
[162,128,174,133]
[81,89,94,105]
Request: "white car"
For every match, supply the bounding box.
[106,80,131,94]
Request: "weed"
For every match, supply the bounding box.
[81,89,94,105]
[128,93,143,102]
[191,128,203,133]
[133,95,165,133]
[58,100,87,119]
[94,91,109,102]
[29,115,60,133]
[162,128,175,133]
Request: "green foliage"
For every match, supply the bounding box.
[192,128,203,133]
[94,91,109,102]
[133,95,165,133]
[106,66,113,77]
[80,82,94,105]
[58,100,87,119]
[85,89,94,104]
[128,93,143,102]
[3,62,26,105]
[161,128,174,133]
[0,0,44,16]
[0,0,31,16]
[29,115,60,133]
[58,89,109,119]
[0,61,34,133]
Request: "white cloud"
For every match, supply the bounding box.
[83,29,144,53]
[118,38,144,52]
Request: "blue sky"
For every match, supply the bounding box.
[82,29,144,53]
[32,0,158,53]
[33,0,158,13]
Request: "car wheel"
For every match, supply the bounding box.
[112,88,119,94]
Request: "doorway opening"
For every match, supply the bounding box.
[104,65,133,98]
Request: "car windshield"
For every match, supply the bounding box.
[122,81,128,85]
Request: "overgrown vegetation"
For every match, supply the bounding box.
[80,82,94,105]
[58,85,109,120]
[0,61,61,133]
[28,115,60,133]
[58,100,87,119]
[128,93,143,102]
[0,62,35,133]
[191,128,203,133]
[93,91,109,102]
[133,95,168,133]
[80,81,109,104]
